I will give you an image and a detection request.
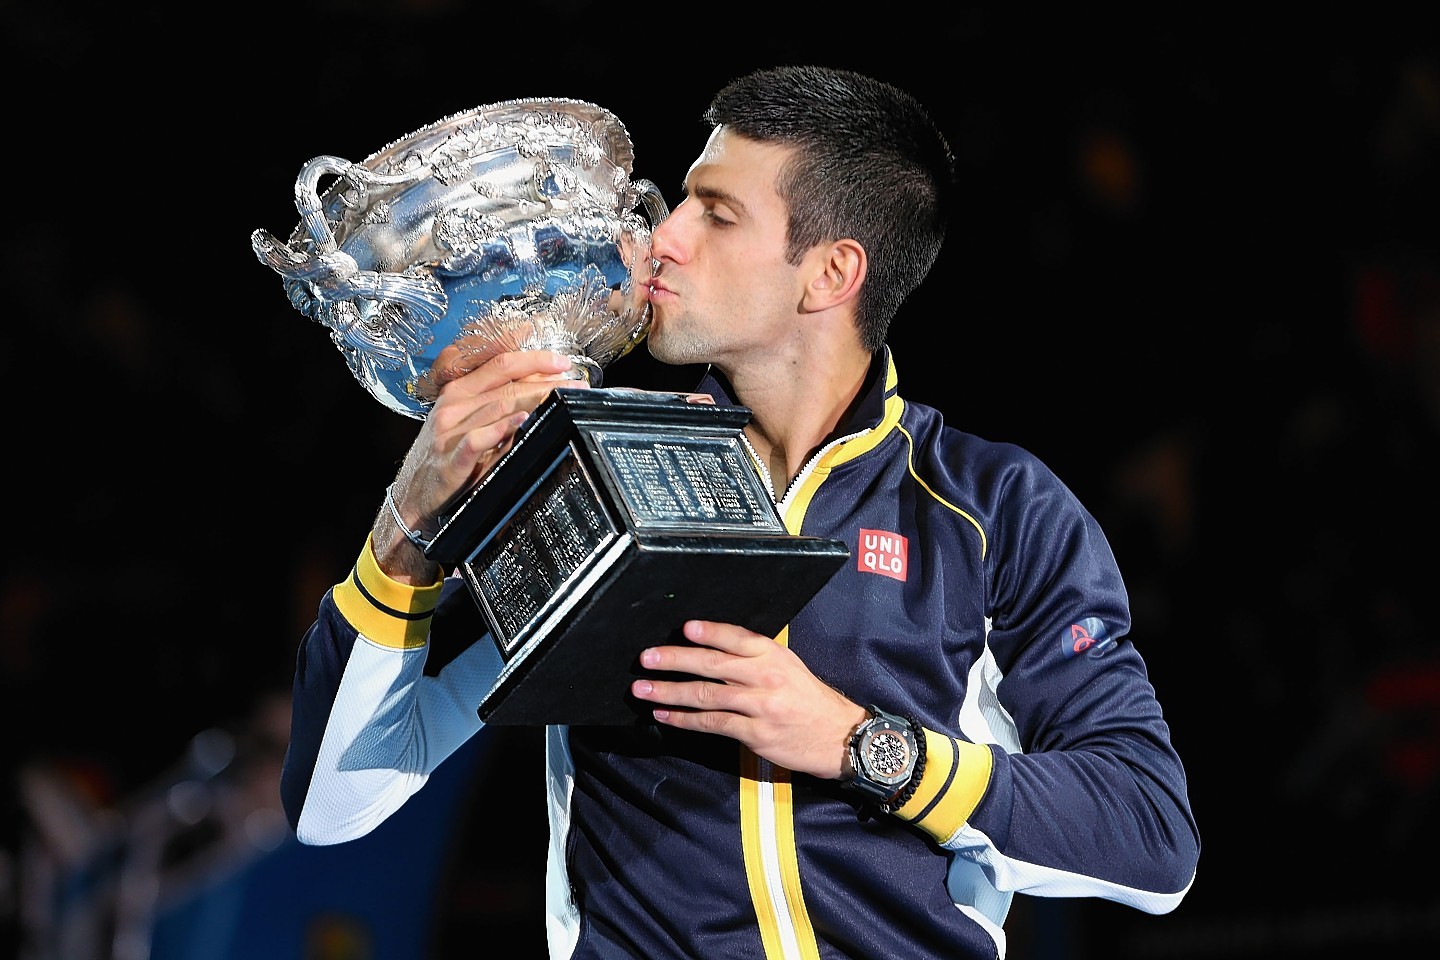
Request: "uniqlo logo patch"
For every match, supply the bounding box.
[857,528,908,581]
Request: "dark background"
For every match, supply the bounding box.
[4,2,1439,958]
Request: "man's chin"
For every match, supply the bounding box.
[644,331,676,365]
[645,344,691,368]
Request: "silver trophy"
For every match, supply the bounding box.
[251,97,669,419]
[253,99,848,724]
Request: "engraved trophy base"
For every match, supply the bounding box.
[425,388,850,725]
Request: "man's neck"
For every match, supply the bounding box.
[728,346,872,497]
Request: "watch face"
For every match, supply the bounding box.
[864,727,913,783]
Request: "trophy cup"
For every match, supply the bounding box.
[252,98,848,724]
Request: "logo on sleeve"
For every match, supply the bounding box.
[1061,617,1118,658]
[858,528,908,581]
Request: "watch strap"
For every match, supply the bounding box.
[881,718,927,814]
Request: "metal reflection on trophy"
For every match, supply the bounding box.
[252,99,849,724]
[250,97,668,419]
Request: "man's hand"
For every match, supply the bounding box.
[631,620,867,780]
[375,349,583,582]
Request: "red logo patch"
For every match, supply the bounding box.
[858,528,908,581]
[1069,623,1097,654]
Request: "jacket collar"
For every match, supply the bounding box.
[692,345,892,445]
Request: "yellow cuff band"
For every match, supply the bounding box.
[331,535,444,649]
[894,730,993,839]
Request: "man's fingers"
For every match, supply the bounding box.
[638,631,752,681]
[633,675,735,711]
[427,349,586,472]
[680,619,774,652]
[632,679,748,738]
[446,349,577,396]
[454,411,530,462]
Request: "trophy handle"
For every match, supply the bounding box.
[293,155,432,255]
[629,177,669,290]
[249,156,447,330]
[630,177,670,229]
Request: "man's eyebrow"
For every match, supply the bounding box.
[684,181,747,213]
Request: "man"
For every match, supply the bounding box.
[281,65,1200,959]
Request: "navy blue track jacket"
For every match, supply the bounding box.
[281,347,1200,959]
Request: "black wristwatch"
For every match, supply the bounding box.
[845,705,920,809]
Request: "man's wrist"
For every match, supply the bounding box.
[385,482,439,551]
[371,525,442,586]
[839,707,870,780]
[373,485,443,585]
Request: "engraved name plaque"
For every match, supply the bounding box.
[427,388,850,725]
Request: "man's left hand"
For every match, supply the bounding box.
[631,620,867,781]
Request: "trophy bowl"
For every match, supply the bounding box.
[251,98,669,419]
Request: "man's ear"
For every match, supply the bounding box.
[801,239,866,312]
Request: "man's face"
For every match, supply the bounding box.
[644,127,809,371]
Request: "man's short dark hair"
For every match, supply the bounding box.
[704,65,955,351]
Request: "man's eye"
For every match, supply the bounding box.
[704,208,734,227]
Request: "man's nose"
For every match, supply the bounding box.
[648,199,688,265]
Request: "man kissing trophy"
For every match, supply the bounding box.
[252,99,846,725]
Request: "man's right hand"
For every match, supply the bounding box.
[373,349,586,584]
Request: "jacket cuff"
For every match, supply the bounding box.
[892,729,994,841]
[331,535,445,650]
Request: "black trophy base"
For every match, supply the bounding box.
[426,387,850,726]
[478,532,848,725]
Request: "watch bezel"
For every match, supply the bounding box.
[846,706,918,803]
